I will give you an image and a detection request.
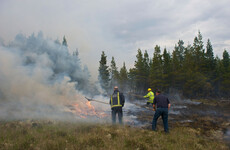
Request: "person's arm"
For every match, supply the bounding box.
[153,104,156,111]
[143,92,150,98]
[153,97,156,111]
[168,103,171,110]
[167,98,170,110]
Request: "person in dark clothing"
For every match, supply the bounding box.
[152,90,171,133]
[109,86,125,124]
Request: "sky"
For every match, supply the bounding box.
[0,0,230,80]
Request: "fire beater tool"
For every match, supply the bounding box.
[126,92,143,98]
[85,97,109,105]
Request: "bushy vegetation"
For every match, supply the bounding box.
[98,31,230,98]
[0,121,228,150]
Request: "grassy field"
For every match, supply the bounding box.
[0,120,228,150]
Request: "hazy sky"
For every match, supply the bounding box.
[1,0,230,79]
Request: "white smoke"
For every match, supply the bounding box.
[0,32,100,121]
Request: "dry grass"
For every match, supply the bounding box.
[0,120,228,150]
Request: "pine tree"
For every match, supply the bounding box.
[205,39,215,71]
[143,50,150,71]
[222,50,230,69]
[62,36,68,47]
[183,43,211,98]
[143,50,150,90]
[183,44,196,97]
[128,68,136,93]
[110,57,119,89]
[188,31,210,96]
[171,40,185,89]
[133,49,146,93]
[149,45,163,90]
[119,62,128,92]
[213,56,222,96]
[73,48,80,63]
[204,39,216,96]
[221,50,230,96]
[162,48,172,91]
[98,51,110,94]
[193,31,205,72]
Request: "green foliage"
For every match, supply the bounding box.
[98,51,110,93]
[220,50,230,96]
[100,31,229,98]
[222,50,230,69]
[193,31,206,73]
[205,39,215,70]
[204,39,216,82]
[110,57,120,89]
[127,68,137,92]
[133,49,149,93]
[162,48,172,91]
[171,40,185,89]
[119,62,128,92]
[143,50,151,90]
[128,31,229,98]
[149,45,163,90]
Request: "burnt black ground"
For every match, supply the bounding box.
[125,97,230,147]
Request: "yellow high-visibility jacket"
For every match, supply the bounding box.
[110,91,125,108]
[143,91,154,103]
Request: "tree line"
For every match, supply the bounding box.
[98,31,230,98]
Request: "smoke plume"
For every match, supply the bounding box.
[0,32,100,121]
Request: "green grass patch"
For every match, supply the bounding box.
[0,121,228,150]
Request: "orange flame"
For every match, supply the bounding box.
[71,101,108,119]
[86,101,95,110]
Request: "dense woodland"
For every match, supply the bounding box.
[98,31,230,98]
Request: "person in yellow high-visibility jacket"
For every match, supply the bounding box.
[110,86,125,124]
[143,88,154,105]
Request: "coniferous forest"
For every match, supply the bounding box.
[98,31,230,98]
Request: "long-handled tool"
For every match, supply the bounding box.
[85,97,109,105]
[126,92,143,98]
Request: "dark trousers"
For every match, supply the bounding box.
[111,107,123,124]
[152,108,169,132]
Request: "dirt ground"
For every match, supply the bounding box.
[126,97,230,147]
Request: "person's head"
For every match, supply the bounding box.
[114,86,118,91]
[156,89,161,95]
[148,88,152,92]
